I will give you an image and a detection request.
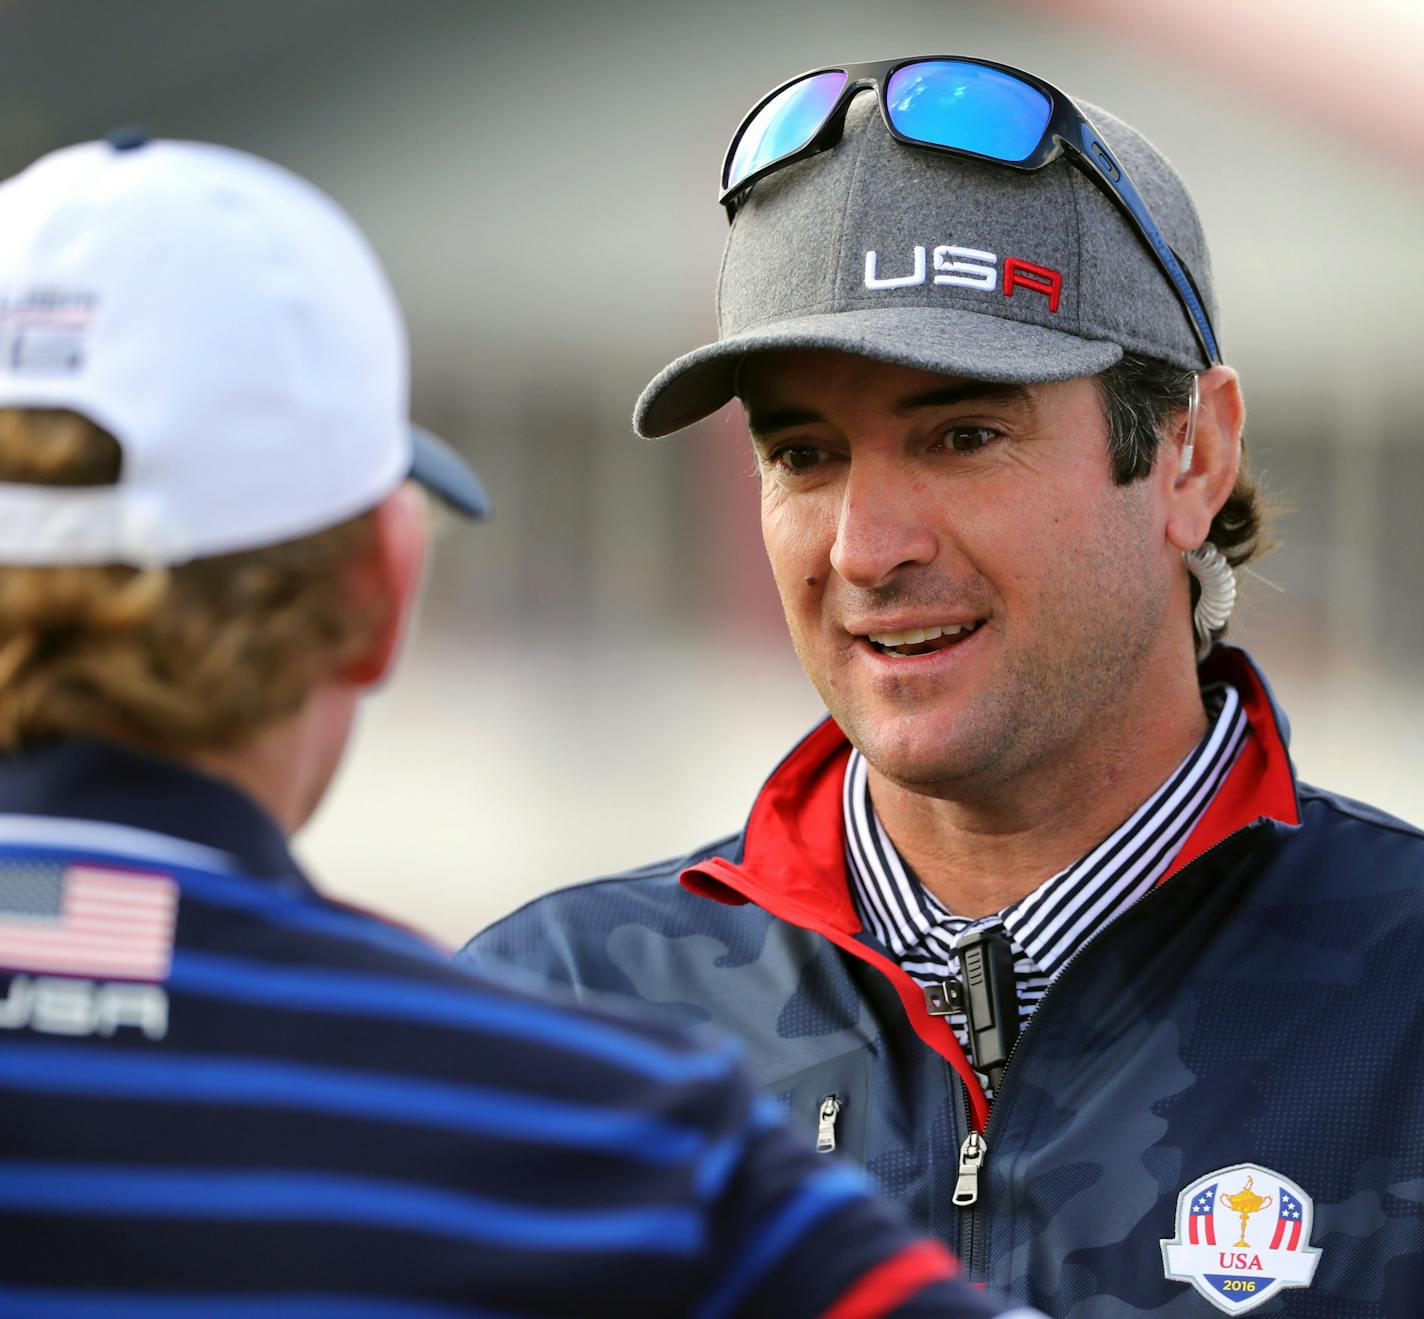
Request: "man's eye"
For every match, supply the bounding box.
[770,445,825,472]
[943,426,999,454]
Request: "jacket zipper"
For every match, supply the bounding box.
[815,1094,842,1153]
[924,979,990,1211]
[954,1128,988,1207]
[950,1067,983,1275]
[922,969,988,1275]
[947,820,1272,1277]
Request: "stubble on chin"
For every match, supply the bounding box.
[825,575,1168,800]
[835,666,1027,798]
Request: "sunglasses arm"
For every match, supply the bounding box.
[1063,122,1220,365]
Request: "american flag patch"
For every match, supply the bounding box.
[0,859,178,981]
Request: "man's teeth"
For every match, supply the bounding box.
[867,621,979,648]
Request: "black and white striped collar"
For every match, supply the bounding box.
[844,685,1250,981]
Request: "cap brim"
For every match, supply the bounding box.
[409,425,490,519]
[633,307,1125,439]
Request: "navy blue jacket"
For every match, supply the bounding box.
[0,739,1023,1319]
[465,649,1424,1316]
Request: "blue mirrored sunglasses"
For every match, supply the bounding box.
[720,56,1220,367]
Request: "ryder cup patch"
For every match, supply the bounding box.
[1160,1164,1320,1312]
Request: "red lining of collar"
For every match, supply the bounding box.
[681,717,860,931]
[1160,647,1300,881]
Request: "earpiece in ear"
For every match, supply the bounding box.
[1179,373,1201,475]
[1183,540,1236,661]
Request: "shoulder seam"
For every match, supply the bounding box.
[1298,784,1424,842]
[470,833,742,939]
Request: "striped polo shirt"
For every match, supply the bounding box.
[0,738,1025,1319]
[845,686,1249,1090]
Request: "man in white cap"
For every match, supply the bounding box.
[0,131,1035,1318]
[467,59,1424,1316]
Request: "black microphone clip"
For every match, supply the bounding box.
[954,926,1020,1093]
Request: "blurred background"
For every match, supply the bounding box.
[2,0,1419,946]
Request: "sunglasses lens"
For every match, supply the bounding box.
[885,60,1051,163]
[725,70,849,193]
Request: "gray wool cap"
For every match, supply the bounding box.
[634,90,1216,438]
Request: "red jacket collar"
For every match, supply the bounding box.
[1163,645,1300,877]
[682,716,857,928]
[682,645,1300,919]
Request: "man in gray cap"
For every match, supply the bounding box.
[466,60,1424,1316]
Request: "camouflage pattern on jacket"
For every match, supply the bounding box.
[463,653,1424,1316]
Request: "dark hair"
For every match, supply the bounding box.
[1096,352,1269,575]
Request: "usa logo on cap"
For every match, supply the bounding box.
[1160,1164,1320,1312]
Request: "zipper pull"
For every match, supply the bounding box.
[815,1095,842,1154]
[953,1131,987,1207]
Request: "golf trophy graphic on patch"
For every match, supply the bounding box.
[1161,1164,1320,1312]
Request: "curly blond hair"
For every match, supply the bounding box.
[0,409,380,753]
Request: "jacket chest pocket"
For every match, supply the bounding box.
[765,1052,872,1166]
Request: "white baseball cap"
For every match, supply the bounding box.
[0,131,488,568]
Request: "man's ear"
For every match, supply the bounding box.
[339,483,430,688]
[1165,365,1243,552]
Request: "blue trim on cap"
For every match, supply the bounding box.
[104,127,152,151]
[409,426,489,519]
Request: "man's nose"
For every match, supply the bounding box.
[828,459,938,589]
